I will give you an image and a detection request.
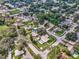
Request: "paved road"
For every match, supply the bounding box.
[6,51,12,59]
[22,48,33,59]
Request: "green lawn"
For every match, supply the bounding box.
[74,56,79,59]
[47,44,73,59]
[0,25,9,31]
[24,21,38,28]
[75,44,79,53]
[74,43,79,59]
[14,56,21,59]
[6,18,16,25]
[33,36,56,50]
[10,9,21,15]
[55,29,64,36]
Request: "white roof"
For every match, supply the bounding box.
[15,50,24,56]
[39,35,49,44]
[32,32,38,37]
[73,53,79,58]
[39,40,44,44]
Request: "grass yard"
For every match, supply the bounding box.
[10,9,21,15]
[0,25,9,31]
[6,18,16,25]
[74,56,79,59]
[55,29,65,36]
[33,36,56,50]
[24,21,38,28]
[24,21,34,26]
[76,56,79,59]
[75,44,79,53]
[47,44,73,59]
[74,43,79,59]
[14,56,21,59]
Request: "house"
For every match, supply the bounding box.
[51,6,59,10]
[60,18,72,26]
[32,32,38,37]
[57,52,69,59]
[24,26,32,30]
[72,52,79,58]
[22,16,32,22]
[32,28,40,41]
[39,34,49,44]
[59,18,73,30]
[15,50,24,56]
[70,48,79,58]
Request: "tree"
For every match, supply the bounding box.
[19,28,27,36]
[73,14,79,23]
[37,13,45,24]
[0,16,5,25]
[75,25,79,32]
[65,32,77,42]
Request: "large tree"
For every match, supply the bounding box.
[65,32,77,42]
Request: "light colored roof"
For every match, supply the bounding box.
[15,50,24,56]
[72,53,79,58]
[39,40,44,44]
[39,34,49,44]
[32,32,38,37]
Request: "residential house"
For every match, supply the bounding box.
[39,34,49,44]
[15,50,24,56]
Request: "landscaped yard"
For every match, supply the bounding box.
[75,43,79,53]
[0,25,9,31]
[33,36,56,50]
[55,29,65,36]
[74,43,79,59]
[24,21,38,28]
[74,56,79,59]
[47,44,73,59]
[10,9,21,15]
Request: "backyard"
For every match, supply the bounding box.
[10,9,21,15]
[74,43,79,59]
[0,25,9,31]
[24,21,38,28]
[55,29,65,36]
[75,43,79,53]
